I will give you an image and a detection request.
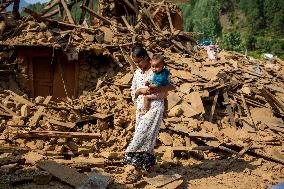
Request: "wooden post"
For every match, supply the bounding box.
[60,0,75,24]
[166,5,174,33]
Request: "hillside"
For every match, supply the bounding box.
[179,0,284,59]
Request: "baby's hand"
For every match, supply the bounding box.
[145,81,150,86]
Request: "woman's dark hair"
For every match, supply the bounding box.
[132,46,149,59]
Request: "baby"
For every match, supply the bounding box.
[142,54,170,115]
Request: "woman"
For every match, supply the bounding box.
[124,46,175,183]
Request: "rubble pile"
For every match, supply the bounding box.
[1,48,284,188]
[0,0,284,188]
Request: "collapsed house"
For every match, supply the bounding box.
[0,0,284,188]
[0,0,189,98]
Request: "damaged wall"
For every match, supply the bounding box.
[7,46,118,98]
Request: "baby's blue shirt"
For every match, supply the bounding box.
[151,68,170,86]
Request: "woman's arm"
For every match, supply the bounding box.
[148,84,175,94]
[135,88,148,98]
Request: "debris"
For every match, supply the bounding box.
[144,174,182,188]
[37,160,88,187]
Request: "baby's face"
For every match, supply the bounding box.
[151,60,164,73]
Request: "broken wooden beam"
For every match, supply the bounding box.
[8,90,35,106]
[47,118,76,129]
[37,160,87,187]
[166,5,174,33]
[29,96,52,127]
[81,4,112,25]
[240,93,256,130]
[224,142,253,170]
[60,0,75,24]
[152,0,165,17]
[209,90,219,122]
[0,104,17,116]
[0,146,30,153]
[41,0,61,16]
[122,0,138,14]
[220,79,236,127]
[144,174,182,188]
[142,7,161,32]
[0,155,24,166]
[18,131,100,139]
[121,16,135,33]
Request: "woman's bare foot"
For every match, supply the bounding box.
[123,165,142,184]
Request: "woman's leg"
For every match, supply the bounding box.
[142,96,151,115]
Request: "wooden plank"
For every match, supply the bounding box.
[9,92,35,106]
[60,0,75,24]
[209,90,219,122]
[122,0,138,14]
[29,96,52,127]
[0,155,24,166]
[263,87,284,112]
[121,16,135,33]
[0,104,17,116]
[37,160,87,187]
[220,79,236,127]
[169,125,216,139]
[240,94,256,130]
[0,146,30,153]
[18,131,100,139]
[81,5,112,25]
[47,118,75,129]
[144,174,182,188]
[43,1,76,18]
[224,142,253,170]
[163,179,183,189]
[266,124,284,133]
[152,0,165,17]
[142,7,161,31]
[166,5,174,33]
[157,146,214,152]
[41,0,61,15]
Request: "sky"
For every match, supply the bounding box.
[24,0,49,4]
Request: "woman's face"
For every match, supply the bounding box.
[132,56,149,70]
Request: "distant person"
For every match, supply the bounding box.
[142,55,170,115]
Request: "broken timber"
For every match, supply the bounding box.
[37,160,87,187]
[29,96,52,127]
[18,131,100,139]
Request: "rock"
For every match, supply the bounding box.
[24,151,44,165]
[35,96,44,104]
[168,105,183,117]
[162,149,174,161]
[100,151,119,159]
[159,132,173,146]
[35,140,45,150]
[33,171,52,185]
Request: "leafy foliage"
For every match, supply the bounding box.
[180,0,284,58]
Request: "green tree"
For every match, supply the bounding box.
[221,31,245,52]
[191,0,221,41]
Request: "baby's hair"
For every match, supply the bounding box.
[152,54,165,65]
[132,45,149,59]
